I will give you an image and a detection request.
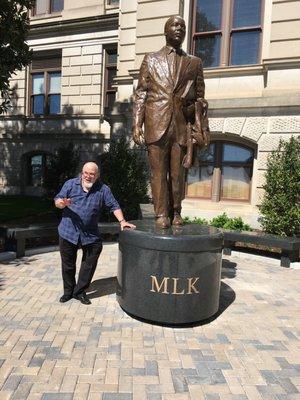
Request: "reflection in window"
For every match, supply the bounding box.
[195,0,222,32]
[233,0,261,28]
[27,154,51,186]
[230,31,260,66]
[195,35,221,68]
[192,0,262,67]
[106,0,119,6]
[187,142,254,202]
[32,73,44,115]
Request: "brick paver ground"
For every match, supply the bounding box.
[0,243,299,400]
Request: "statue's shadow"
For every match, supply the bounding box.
[87,277,117,299]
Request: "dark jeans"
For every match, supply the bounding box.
[59,236,103,296]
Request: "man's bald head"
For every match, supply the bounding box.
[164,15,185,34]
[81,162,99,190]
[82,162,99,175]
[164,16,186,48]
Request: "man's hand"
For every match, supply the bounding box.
[55,198,71,209]
[120,220,136,231]
[132,126,145,146]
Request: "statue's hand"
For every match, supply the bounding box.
[133,126,145,146]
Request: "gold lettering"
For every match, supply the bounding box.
[150,275,169,294]
[187,277,200,294]
[172,278,185,295]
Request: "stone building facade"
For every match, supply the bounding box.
[0,0,300,227]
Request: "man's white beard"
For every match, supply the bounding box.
[83,181,93,190]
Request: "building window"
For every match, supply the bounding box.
[33,0,64,15]
[27,154,51,187]
[106,0,119,5]
[30,52,62,116]
[103,47,117,116]
[191,0,263,67]
[186,141,254,202]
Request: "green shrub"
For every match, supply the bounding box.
[210,212,230,228]
[43,143,80,197]
[185,212,251,231]
[100,136,149,221]
[211,213,251,231]
[222,216,251,231]
[259,136,300,237]
[183,216,208,225]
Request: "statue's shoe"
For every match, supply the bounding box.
[172,214,183,226]
[155,216,170,229]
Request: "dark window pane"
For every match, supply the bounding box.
[107,68,117,89]
[221,166,251,200]
[223,144,253,163]
[48,94,61,114]
[106,92,116,113]
[51,0,64,12]
[32,95,44,114]
[35,0,48,14]
[233,0,261,28]
[195,35,221,67]
[196,0,222,32]
[30,155,43,186]
[230,31,260,65]
[107,0,119,5]
[107,51,117,64]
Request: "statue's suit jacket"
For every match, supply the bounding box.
[133,46,205,146]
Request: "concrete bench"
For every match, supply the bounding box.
[223,230,300,267]
[4,223,120,258]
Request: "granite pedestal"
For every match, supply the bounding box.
[117,220,223,325]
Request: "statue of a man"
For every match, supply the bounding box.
[133,15,209,228]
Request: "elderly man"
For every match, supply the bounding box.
[133,15,208,228]
[54,162,135,305]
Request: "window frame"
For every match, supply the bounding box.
[186,140,255,203]
[103,46,118,117]
[29,60,61,116]
[190,0,264,68]
[32,0,64,16]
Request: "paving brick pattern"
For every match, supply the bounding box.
[0,244,299,399]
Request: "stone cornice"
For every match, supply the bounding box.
[28,14,119,38]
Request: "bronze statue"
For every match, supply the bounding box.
[133,15,210,228]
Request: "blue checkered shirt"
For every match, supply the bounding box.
[54,177,120,245]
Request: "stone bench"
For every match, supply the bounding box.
[223,230,300,267]
[4,223,120,258]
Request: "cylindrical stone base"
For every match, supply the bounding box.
[117,220,223,325]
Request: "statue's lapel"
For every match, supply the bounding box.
[175,52,191,91]
[155,47,174,86]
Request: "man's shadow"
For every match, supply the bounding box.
[87,277,117,298]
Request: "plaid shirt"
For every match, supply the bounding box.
[54,177,120,245]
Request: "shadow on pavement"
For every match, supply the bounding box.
[118,281,236,328]
[87,276,117,299]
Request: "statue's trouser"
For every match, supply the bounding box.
[147,126,186,218]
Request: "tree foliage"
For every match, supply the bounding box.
[43,143,80,197]
[0,1,33,114]
[259,136,300,237]
[100,136,149,221]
